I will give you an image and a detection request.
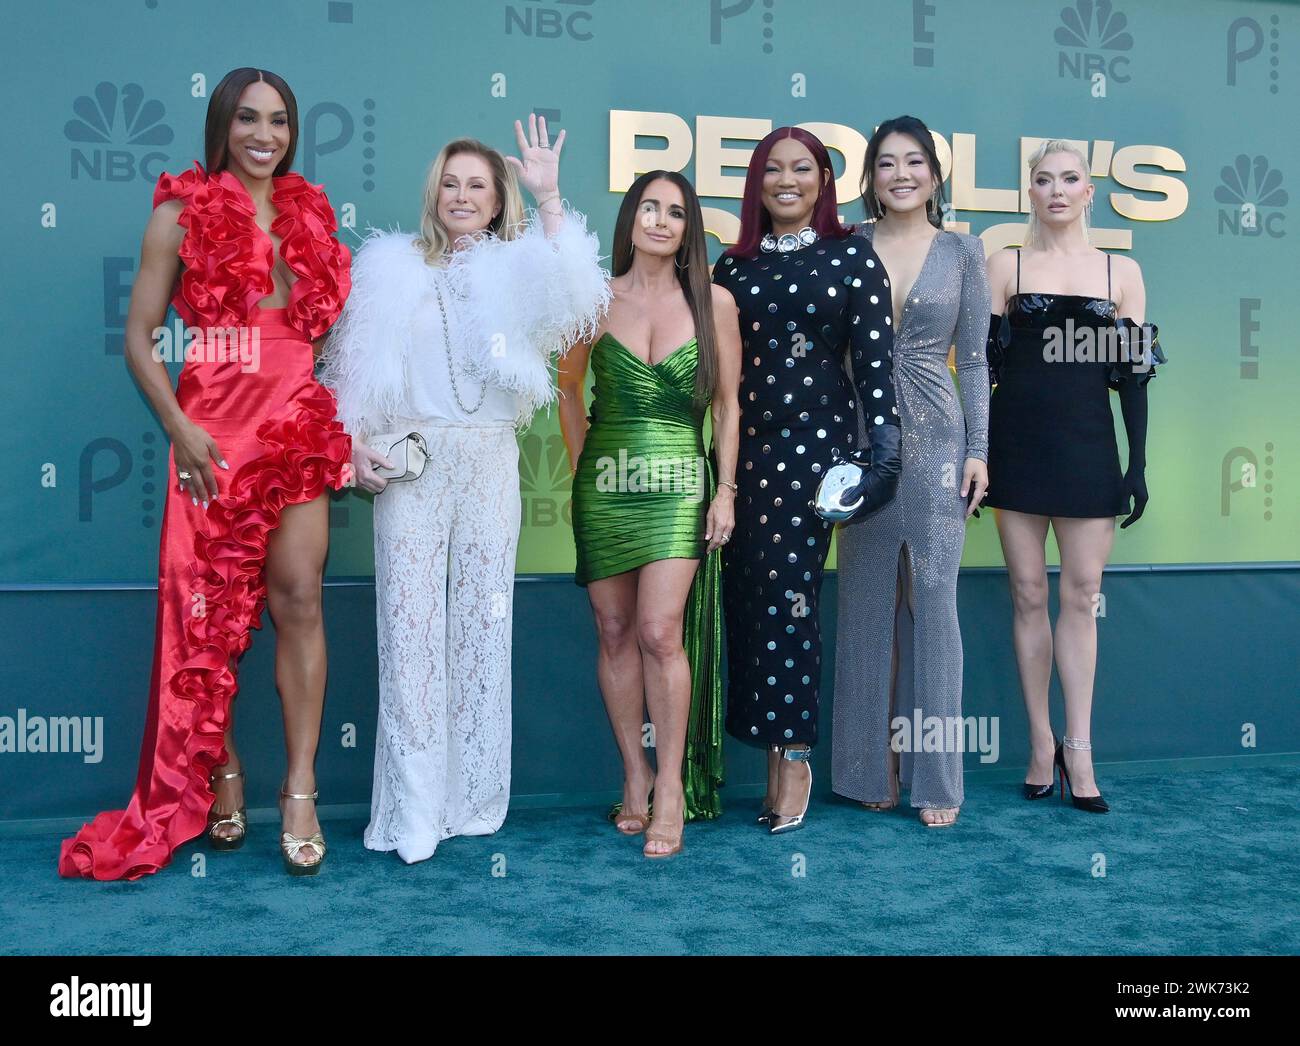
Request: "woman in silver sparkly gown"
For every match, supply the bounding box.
[831,117,990,827]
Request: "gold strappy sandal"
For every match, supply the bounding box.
[279,783,326,876]
[207,768,247,851]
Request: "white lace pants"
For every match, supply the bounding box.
[363,420,521,863]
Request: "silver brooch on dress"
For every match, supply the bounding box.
[760,226,819,253]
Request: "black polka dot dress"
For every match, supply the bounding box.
[713,233,898,748]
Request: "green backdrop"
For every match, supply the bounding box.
[2,0,1296,583]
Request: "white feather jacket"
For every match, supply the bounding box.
[320,206,610,434]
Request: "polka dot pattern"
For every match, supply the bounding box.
[713,233,897,748]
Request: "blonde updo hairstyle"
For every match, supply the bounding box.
[415,137,526,264]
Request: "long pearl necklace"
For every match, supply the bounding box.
[432,272,485,415]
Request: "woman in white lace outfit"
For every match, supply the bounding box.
[320,116,609,862]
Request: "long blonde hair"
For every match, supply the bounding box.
[414,138,525,264]
[1024,140,1092,249]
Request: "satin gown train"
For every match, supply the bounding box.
[59,164,352,880]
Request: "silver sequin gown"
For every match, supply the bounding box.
[713,234,897,748]
[830,226,990,808]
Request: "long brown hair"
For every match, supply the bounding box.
[204,67,298,177]
[611,171,717,404]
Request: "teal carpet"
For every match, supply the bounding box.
[4,762,1297,955]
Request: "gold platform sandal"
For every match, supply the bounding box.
[279,783,326,876]
[206,768,247,851]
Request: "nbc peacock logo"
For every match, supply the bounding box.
[518,431,572,528]
[1055,0,1133,87]
[1216,155,1288,238]
[64,82,174,182]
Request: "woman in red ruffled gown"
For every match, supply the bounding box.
[59,68,352,880]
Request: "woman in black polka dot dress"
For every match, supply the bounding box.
[712,127,900,833]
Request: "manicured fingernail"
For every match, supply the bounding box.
[192,497,198,506]
[202,501,209,511]
[219,460,229,469]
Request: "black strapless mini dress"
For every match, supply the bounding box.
[985,292,1126,518]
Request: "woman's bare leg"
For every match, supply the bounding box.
[1050,516,1116,798]
[210,700,244,841]
[995,509,1055,787]
[635,557,700,854]
[265,492,331,863]
[587,571,654,827]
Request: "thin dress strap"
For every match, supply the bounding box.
[1106,253,1112,303]
[1015,247,1021,295]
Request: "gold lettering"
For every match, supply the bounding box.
[702,206,742,247]
[695,115,772,199]
[795,121,868,205]
[608,109,693,192]
[952,133,1019,213]
[1110,145,1189,222]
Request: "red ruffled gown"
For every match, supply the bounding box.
[59,162,352,880]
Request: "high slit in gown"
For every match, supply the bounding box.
[59,163,352,879]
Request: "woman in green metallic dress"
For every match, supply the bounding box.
[559,171,741,858]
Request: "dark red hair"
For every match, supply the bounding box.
[724,126,854,259]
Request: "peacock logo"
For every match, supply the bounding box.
[65,82,173,182]
[1054,0,1133,50]
[518,431,572,528]
[1055,0,1134,86]
[1216,155,1288,238]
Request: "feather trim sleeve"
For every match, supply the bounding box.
[317,230,427,443]
[444,204,611,420]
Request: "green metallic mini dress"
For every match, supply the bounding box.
[571,332,724,819]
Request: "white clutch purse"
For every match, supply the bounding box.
[367,430,429,484]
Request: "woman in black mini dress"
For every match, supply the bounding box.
[985,141,1163,814]
[712,126,900,833]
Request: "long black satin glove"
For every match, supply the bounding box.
[841,423,901,525]
[1120,466,1148,528]
[1117,377,1149,528]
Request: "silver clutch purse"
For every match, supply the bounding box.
[368,430,429,484]
[813,448,870,521]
